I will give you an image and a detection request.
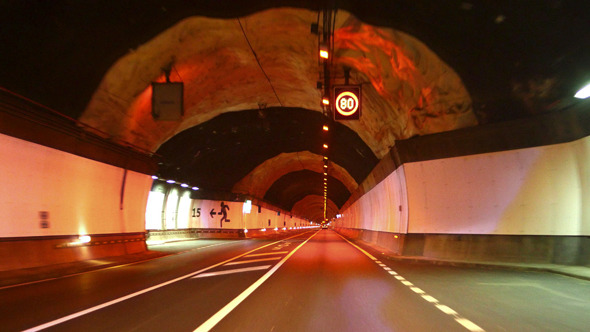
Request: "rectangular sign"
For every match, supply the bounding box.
[152,82,184,121]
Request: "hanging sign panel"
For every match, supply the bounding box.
[152,82,184,121]
[333,85,361,120]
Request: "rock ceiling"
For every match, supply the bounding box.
[77,8,475,221]
[2,1,588,222]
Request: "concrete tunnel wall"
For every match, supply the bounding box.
[0,132,311,270]
[145,181,312,242]
[336,133,590,265]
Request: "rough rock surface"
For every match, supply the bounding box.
[79,8,476,214]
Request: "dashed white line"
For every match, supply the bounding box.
[410,286,425,294]
[436,304,458,315]
[422,295,438,303]
[337,234,486,332]
[455,318,485,332]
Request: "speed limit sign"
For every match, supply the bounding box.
[333,85,361,120]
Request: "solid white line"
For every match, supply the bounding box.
[192,265,271,278]
[335,233,377,260]
[244,251,288,257]
[223,257,281,266]
[455,318,485,332]
[22,232,308,332]
[193,230,320,332]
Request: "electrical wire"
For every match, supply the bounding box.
[237,18,283,107]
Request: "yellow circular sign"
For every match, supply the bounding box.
[335,91,359,116]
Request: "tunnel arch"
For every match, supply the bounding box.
[291,195,339,222]
[232,151,358,198]
[78,7,476,219]
[80,7,475,156]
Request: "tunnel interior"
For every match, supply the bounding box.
[2,1,589,222]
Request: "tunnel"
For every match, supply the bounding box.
[1,1,590,331]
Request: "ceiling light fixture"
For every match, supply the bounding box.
[575,83,590,99]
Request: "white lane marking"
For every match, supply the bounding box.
[337,232,486,332]
[224,257,281,266]
[410,286,425,294]
[383,267,392,271]
[22,232,310,332]
[244,251,288,257]
[422,295,438,303]
[193,230,320,332]
[436,304,458,315]
[455,318,485,332]
[335,233,377,261]
[192,265,271,278]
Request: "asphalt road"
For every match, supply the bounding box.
[1,230,589,331]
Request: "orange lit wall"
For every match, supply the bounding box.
[338,135,590,236]
[0,133,152,237]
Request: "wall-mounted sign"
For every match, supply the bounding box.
[333,85,361,120]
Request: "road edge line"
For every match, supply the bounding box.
[193,230,320,332]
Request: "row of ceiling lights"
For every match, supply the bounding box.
[151,175,200,191]
[317,7,335,224]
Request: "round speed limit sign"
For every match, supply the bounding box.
[334,86,361,120]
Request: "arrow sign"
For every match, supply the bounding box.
[210,209,216,218]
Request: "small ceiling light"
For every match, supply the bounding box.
[322,125,329,131]
[319,44,329,59]
[192,186,199,191]
[151,175,158,180]
[181,183,189,188]
[324,172,327,175]
[166,179,175,184]
[323,156,328,160]
[323,144,328,149]
[322,97,330,105]
[575,83,590,99]
[323,165,328,168]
